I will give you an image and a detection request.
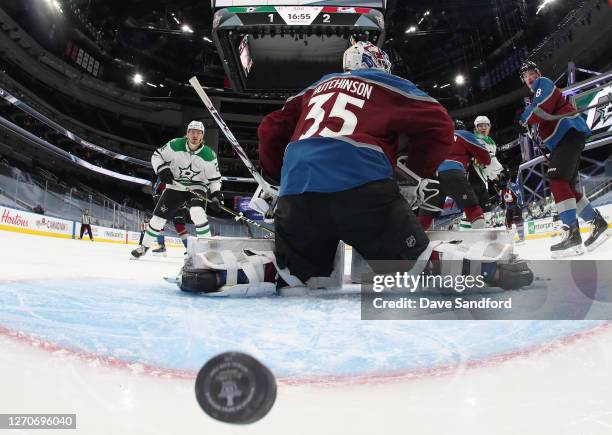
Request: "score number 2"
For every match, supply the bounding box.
[299,92,365,140]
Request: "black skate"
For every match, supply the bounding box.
[131,245,149,259]
[584,210,610,252]
[152,246,167,256]
[550,221,583,258]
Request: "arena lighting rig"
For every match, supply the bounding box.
[210,1,386,97]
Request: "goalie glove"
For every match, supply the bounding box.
[396,156,442,213]
[248,182,279,223]
[402,178,442,213]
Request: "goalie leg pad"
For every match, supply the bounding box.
[181,268,222,293]
[483,261,534,290]
[434,236,533,290]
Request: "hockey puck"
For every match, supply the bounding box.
[195,352,276,424]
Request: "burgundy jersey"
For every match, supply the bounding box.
[258,68,453,196]
[437,130,491,173]
[520,77,590,149]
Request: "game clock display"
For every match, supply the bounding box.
[222,6,384,27]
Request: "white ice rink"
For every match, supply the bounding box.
[1,230,611,435]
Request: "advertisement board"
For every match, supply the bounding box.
[0,206,73,238]
[89,225,126,243]
[234,196,264,220]
[575,85,612,137]
[525,204,611,239]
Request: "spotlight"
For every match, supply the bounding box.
[454,74,465,85]
[132,73,143,84]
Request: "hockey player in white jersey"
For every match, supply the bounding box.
[469,115,504,212]
[131,121,224,259]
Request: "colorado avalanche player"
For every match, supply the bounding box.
[417,120,491,231]
[258,41,454,283]
[501,177,525,243]
[519,61,609,256]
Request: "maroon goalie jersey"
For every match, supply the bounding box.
[258,68,453,196]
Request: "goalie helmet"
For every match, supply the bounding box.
[343,41,392,73]
[187,120,205,132]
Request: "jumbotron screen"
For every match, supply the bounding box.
[235,31,349,90]
[212,3,385,95]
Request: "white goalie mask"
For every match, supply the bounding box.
[343,41,392,73]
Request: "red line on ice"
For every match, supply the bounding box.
[1,323,610,387]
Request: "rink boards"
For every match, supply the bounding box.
[0,203,610,246]
[0,205,184,246]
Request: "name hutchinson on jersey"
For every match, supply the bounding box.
[312,78,374,100]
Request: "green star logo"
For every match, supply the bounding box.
[176,162,201,182]
[596,103,611,124]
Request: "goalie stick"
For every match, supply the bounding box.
[188,76,278,199]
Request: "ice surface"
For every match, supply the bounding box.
[1,230,611,434]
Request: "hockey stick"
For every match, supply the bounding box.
[165,183,275,237]
[524,128,551,161]
[532,92,611,121]
[188,76,278,199]
[195,192,275,237]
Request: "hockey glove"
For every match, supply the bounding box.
[158,167,174,185]
[209,190,225,213]
[417,178,442,213]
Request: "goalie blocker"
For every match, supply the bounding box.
[175,229,533,295]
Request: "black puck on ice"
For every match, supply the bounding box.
[195,352,277,424]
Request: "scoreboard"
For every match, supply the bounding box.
[211,3,386,96]
[212,1,386,8]
[217,5,384,27]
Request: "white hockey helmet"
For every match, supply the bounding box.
[343,41,392,73]
[187,120,205,133]
[474,116,491,127]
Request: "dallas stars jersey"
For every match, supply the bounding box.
[473,132,503,183]
[151,137,221,193]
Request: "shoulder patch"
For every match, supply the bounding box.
[168,137,187,152]
[197,146,217,161]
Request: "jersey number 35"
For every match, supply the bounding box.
[299,92,365,140]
